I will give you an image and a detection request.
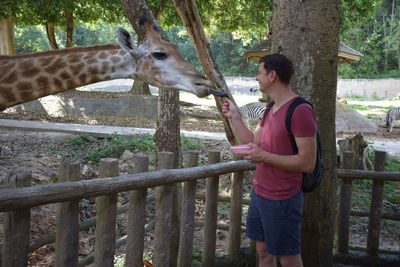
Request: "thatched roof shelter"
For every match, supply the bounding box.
[245,40,363,63]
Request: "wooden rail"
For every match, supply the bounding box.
[336,150,400,264]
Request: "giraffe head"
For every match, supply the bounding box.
[118,21,213,98]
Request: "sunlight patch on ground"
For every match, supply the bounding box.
[179,91,260,108]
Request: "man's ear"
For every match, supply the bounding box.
[269,70,277,82]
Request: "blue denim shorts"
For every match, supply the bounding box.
[246,190,304,256]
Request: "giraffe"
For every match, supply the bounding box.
[0,21,213,111]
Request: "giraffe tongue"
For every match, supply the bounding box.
[208,88,229,98]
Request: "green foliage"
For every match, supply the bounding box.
[67,135,96,148]
[339,0,400,78]
[14,26,49,54]
[181,135,204,150]
[84,133,155,164]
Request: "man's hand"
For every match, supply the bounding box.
[222,98,240,119]
[234,143,268,163]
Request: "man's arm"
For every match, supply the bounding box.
[239,136,317,173]
[222,99,254,144]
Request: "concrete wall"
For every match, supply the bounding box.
[337,78,400,99]
[6,95,159,119]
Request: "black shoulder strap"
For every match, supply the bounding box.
[262,101,275,122]
[286,97,313,154]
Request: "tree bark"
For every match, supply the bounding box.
[154,0,168,20]
[65,9,74,48]
[0,15,16,55]
[45,23,58,49]
[271,1,339,266]
[129,80,151,95]
[172,0,240,145]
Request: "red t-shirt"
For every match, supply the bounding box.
[254,96,317,200]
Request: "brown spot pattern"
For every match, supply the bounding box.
[60,71,71,80]
[110,56,121,63]
[67,53,82,63]
[38,56,54,66]
[70,63,85,75]
[88,66,99,75]
[79,74,87,84]
[66,79,77,89]
[87,58,97,64]
[19,59,34,70]
[98,51,108,59]
[36,76,49,87]
[17,82,33,91]
[20,91,33,101]
[54,78,63,88]
[101,62,110,74]
[2,72,17,84]
[2,91,16,102]
[48,58,67,73]
[141,62,150,73]
[0,62,13,77]
[21,67,40,78]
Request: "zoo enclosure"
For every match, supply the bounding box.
[0,150,399,267]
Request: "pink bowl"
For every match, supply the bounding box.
[231,145,252,154]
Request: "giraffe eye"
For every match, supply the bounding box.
[152,52,168,60]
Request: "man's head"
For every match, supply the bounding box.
[259,54,294,85]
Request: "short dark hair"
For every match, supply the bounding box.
[260,54,294,84]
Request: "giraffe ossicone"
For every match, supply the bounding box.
[0,21,213,111]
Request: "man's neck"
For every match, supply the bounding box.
[269,84,297,106]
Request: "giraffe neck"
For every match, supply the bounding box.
[0,45,138,111]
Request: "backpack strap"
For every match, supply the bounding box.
[261,101,275,123]
[285,97,313,154]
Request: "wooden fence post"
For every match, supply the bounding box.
[337,151,354,253]
[2,172,31,267]
[126,154,149,267]
[94,158,119,267]
[55,160,81,267]
[202,150,220,266]
[229,155,243,263]
[154,152,175,267]
[177,150,199,267]
[367,150,386,256]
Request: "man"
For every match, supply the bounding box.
[222,54,317,267]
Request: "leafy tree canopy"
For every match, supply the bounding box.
[0,0,126,26]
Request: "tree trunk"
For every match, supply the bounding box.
[172,0,240,145]
[129,80,151,95]
[337,133,369,170]
[154,0,168,20]
[271,1,339,266]
[45,23,58,49]
[0,15,16,55]
[65,9,74,48]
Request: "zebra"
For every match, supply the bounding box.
[240,103,266,128]
[385,107,400,132]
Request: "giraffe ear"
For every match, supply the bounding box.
[118,28,140,58]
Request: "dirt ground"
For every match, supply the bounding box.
[0,107,399,266]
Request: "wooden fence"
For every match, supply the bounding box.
[335,150,400,265]
[0,150,255,267]
[0,149,399,266]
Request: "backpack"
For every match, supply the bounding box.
[262,97,324,193]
